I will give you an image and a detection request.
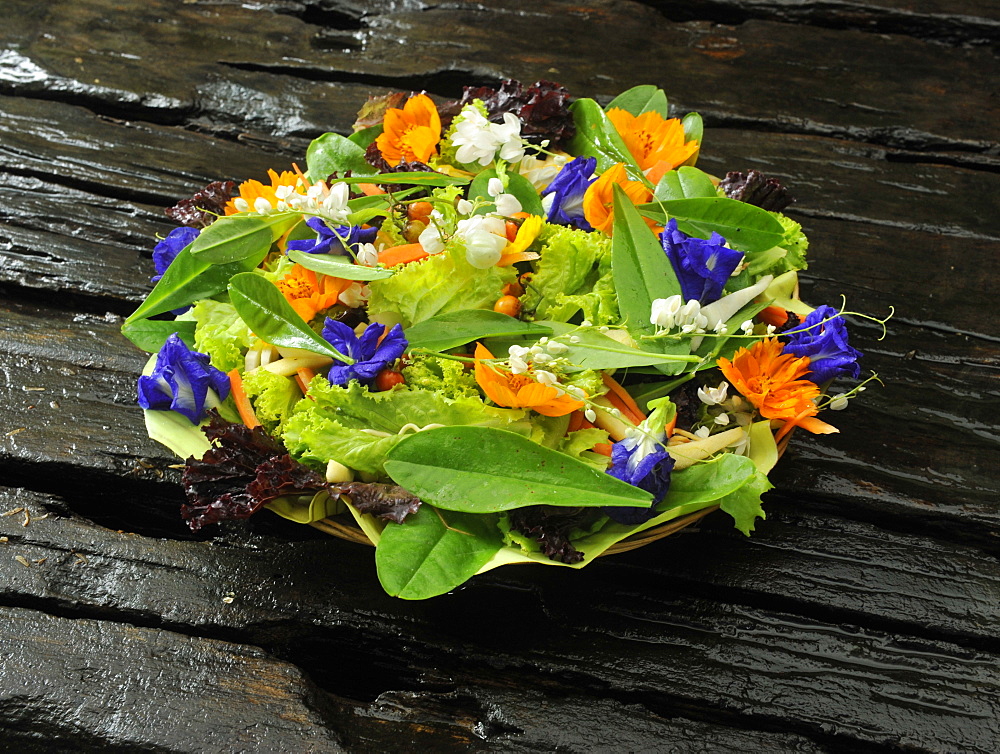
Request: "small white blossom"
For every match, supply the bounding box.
[694,426,712,439]
[698,382,729,406]
[319,182,350,223]
[253,197,272,214]
[740,320,755,335]
[493,112,526,163]
[338,282,369,308]
[456,214,507,268]
[487,177,505,198]
[713,319,728,334]
[234,198,250,213]
[275,185,295,201]
[584,408,597,423]
[534,370,558,386]
[714,412,730,426]
[829,394,850,411]
[494,193,522,216]
[766,324,777,335]
[356,243,379,267]
[546,340,569,355]
[569,335,581,343]
[507,344,531,374]
[456,198,474,216]
[418,210,448,254]
[451,107,525,166]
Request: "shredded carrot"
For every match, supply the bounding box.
[295,367,316,396]
[759,305,790,327]
[227,368,259,429]
[567,410,585,433]
[378,243,429,267]
[291,162,311,189]
[358,182,386,196]
[593,442,613,457]
[601,373,646,425]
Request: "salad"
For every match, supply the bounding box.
[124,81,873,599]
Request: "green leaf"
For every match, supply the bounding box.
[566,98,641,177]
[121,319,197,353]
[554,326,700,370]
[125,243,267,323]
[467,168,544,216]
[376,505,503,599]
[286,250,395,281]
[605,85,668,117]
[681,112,703,146]
[639,197,785,253]
[265,490,344,524]
[384,426,652,513]
[306,132,376,181]
[719,465,772,535]
[338,173,469,188]
[611,184,681,333]
[347,124,383,150]
[227,272,352,362]
[405,309,552,352]
[189,213,299,265]
[654,166,718,201]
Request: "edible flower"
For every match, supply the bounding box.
[137,334,230,424]
[661,219,744,304]
[582,162,654,235]
[275,265,352,321]
[781,305,863,384]
[286,217,378,256]
[474,343,584,417]
[322,320,407,387]
[152,227,199,283]
[225,169,301,215]
[450,106,525,166]
[541,156,596,230]
[605,398,676,524]
[718,338,837,436]
[606,108,699,183]
[376,93,441,165]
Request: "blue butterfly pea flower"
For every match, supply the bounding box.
[322,319,408,387]
[542,156,597,231]
[152,227,199,283]
[287,217,378,255]
[137,334,231,424]
[605,430,675,525]
[782,305,863,384]
[661,219,744,304]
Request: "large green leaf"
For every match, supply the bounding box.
[227,272,352,362]
[611,184,681,333]
[404,309,551,352]
[654,166,717,201]
[566,98,641,177]
[555,326,700,370]
[121,319,196,353]
[639,197,785,253]
[125,243,267,324]
[605,84,668,117]
[338,173,470,188]
[347,124,382,150]
[376,505,503,599]
[384,426,652,513]
[189,213,299,264]
[306,132,376,181]
[286,250,395,281]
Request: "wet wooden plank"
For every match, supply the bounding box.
[2,492,997,752]
[1,0,997,153]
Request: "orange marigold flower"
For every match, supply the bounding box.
[718,338,837,437]
[275,265,351,322]
[606,108,699,184]
[376,93,442,165]
[582,162,655,235]
[225,169,302,215]
[474,343,584,418]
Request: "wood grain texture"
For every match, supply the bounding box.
[1,0,999,750]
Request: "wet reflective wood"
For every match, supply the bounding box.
[1,0,998,751]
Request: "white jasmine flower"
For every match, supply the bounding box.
[487,177,505,198]
[740,320,755,335]
[714,412,730,426]
[508,344,530,374]
[456,198,474,216]
[253,197,272,214]
[493,112,526,163]
[494,193,522,216]
[233,198,250,213]
[584,407,597,423]
[319,182,351,223]
[452,107,499,166]
[338,282,369,308]
[766,324,777,335]
[534,370,558,386]
[546,340,569,355]
[356,243,379,267]
[275,185,295,201]
[456,214,507,269]
[418,210,448,255]
[698,382,729,406]
[651,295,683,330]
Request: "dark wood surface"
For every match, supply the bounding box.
[2,1,998,751]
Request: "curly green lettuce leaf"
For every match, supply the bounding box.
[367,242,515,328]
[192,299,255,373]
[745,212,809,278]
[400,353,481,399]
[522,225,618,325]
[280,378,528,476]
[240,368,302,434]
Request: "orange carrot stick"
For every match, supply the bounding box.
[378,243,429,267]
[759,306,790,327]
[592,442,613,457]
[295,367,316,395]
[227,368,259,429]
[567,410,585,433]
[358,182,386,196]
[601,373,646,425]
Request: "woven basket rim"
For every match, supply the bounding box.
[310,429,792,555]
